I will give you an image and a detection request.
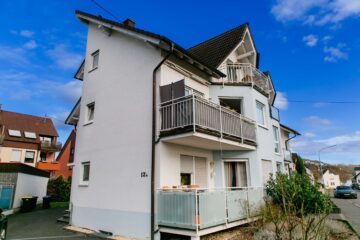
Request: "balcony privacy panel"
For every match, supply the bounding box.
[248,188,264,217]
[198,191,226,229]
[157,191,196,229]
[160,79,185,103]
[227,190,248,222]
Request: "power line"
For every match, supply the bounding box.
[89,0,121,22]
[286,100,360,104]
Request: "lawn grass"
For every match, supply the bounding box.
[50,201,69,208]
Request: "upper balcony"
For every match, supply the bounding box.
[40,141,62,153]
[215,63,272,96]
[158,95,257,150]
[37,161,60,171]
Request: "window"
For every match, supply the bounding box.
[86,102,95,123]
[256,101,266,126]
[39,152,47,162]
[24,131,36,139]
[24,151,35,163]
[262,160,273,184]
[80,162,90,185]
[272,126,280,153]
[180,155,207,187]
[8,129,21,137]
[219,98,243,114]
[39,136,52,142]
[224,161,248,188]
[91,50,99,70]
[276,162,282,172]
[11,150,22,162]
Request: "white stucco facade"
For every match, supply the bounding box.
[322,170,341,189]
[69,12,298,240]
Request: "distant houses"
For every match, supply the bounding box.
[353,167,360,185]
[322,169,341,189]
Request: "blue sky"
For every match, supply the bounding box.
[0,0,359,164]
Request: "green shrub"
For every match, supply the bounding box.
[47,176,71,202]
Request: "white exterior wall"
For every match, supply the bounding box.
[323,171,341,189]
[13,173,48,208]
[70,22,162,239]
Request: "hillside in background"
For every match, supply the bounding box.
[304,159,359,182]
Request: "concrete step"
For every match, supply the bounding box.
[57,217,69,224]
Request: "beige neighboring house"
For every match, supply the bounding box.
[322,169,340,189]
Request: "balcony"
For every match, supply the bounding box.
[37,161,60,171]
[157,187,264,232]
[216,63,271,95]
[159,95,257,150]
[40,141,62,152]
[284,149,292,162]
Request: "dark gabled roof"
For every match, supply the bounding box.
[75,10,225,78]
[0,110,58,145]
[188,23,248,68]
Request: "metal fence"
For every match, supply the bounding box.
[216,63,271,95]
[157,187,264,231]
[159,95,257,144]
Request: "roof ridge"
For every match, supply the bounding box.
[188,22,248,50]
[0,110,51,120]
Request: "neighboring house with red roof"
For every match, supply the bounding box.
[53,129,76,179]
[0,110,61,177]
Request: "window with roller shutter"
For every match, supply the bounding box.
[180,155,208,188]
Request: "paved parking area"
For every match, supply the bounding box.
[6,208,101,240]
[332,190,360,235]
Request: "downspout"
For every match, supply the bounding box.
[151,43,174,240]
[285,133,298,151]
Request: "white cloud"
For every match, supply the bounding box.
[322,35,333,43]
[304,132,317,138]
[56,80,82,103]
[304,116,332,127]
[19,30,35,38]
[49,110,72,131]
[274,92,289,110]
[46,44,83,70]
[0,46,28,65]
[303,34,318,47]
[271,0,360,25]
[323,44,348,62]
[23,40,38,49]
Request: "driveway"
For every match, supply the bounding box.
[6,208,101,240]
[332,190,360,235]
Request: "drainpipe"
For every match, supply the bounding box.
[151,43,174,240]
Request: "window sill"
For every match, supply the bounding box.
[88,67,98,73]
[83,121,94,126]
[257,124,268,130]
[78,183,89,187]
[275,152,281,156]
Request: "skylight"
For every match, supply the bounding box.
[8,129,21,137]
[24,131,36,139]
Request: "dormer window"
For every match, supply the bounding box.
[8,129,21,137]
[24,131,36,139]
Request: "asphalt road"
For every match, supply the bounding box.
[6,208,101,240]
[332,190,360,235]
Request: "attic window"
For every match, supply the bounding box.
[8,129,21,137]
[24,131,36,139]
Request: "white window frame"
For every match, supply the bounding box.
[256,100,266,127]
[24,131,36,139]
[91,50,99,71]
[24,151,36,163]
[222,158,250,188]
[276,161,282,173]
[8,129,21,137]
[219,96,244,115]
[79,161,90,186]
[272,125,280,154]
[180,155,208,187]
[11,149,22,162]
[85,102,95,124]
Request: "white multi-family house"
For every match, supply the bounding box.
[66,10,299,240]
[322,169,341,189]
[353,167,360,185]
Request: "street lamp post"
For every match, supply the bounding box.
[318,145,337,184]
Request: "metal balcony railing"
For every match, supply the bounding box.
[216,63,271,95]
[40,141,62,152]
[159,95,257,145]
[157,186,264,230]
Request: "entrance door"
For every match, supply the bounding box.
[0,186,13,210]
[224,161,248,188]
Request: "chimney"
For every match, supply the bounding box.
[123,18,136,28]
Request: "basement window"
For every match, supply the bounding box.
[8,129,21,137]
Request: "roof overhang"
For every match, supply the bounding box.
[74,60,84,81]
[280,123,301,136]
[65,98,81,126]
[75,10,225,79]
